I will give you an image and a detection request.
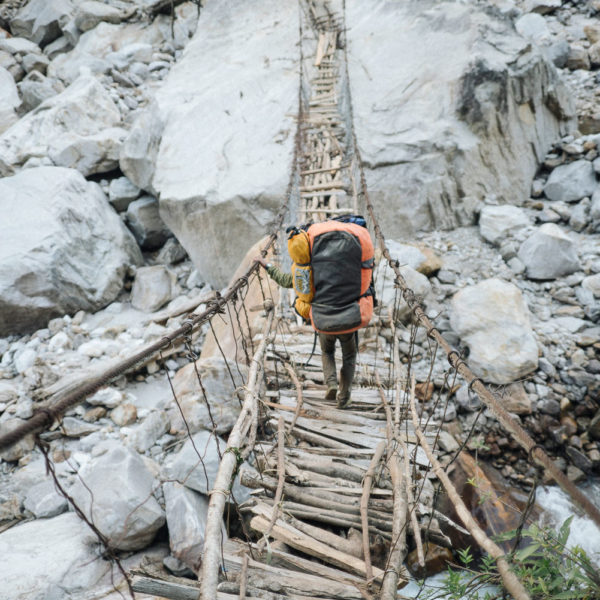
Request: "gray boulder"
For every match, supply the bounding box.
[518,223,580,280]
[544,160,597,202]
[119,100,164,194]
[346,0,574,241]
[70,443,165,551]
[163,482,216,572]
[163,430,250,502]
[125,196,171,249]
[9,0,73,47]
[0,513,106,600]
[0,74,125,177]
[130,265,175,313]
[450,278,538,384]
[479,204,530,245]
[0,167,142,335]
[154,0,298,287]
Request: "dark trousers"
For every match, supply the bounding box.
[318,332,357,402]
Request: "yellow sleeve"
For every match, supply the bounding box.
[294,297,312,320]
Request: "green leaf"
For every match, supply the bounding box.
[558,516,574,547]
[514,543,540,562]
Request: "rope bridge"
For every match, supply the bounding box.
[1,2,599,600]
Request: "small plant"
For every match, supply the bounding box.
[421,517,600,600]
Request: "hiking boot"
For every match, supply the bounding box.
[336,393,351,409]
[325,385,338,400]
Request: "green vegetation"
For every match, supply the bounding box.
[421,517,600,600]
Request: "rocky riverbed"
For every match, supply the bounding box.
[1,0,600,598]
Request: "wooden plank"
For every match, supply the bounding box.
[250,515,390,582]
[131,575,245,600]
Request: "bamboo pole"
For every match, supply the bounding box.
[360,440,386,582]
[376,374,408,599]
[408,376,531,600]
[200,308,275,600]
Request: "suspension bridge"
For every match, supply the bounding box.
[1,2,599,600]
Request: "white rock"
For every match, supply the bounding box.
[382,240,428,271]
[518,223,581,280]
[75,1,124,33]
[0,37,41,56]
[13,348,37,373]
[374,263,432,322]
[163,482,218,572]
[108,176,140,212]
[9,0,73,47]
[23,479,68,518]
[163,430,249,502]
[18,71,64,112]
[129,410,170,453]
[450,278,538,384]
[77,340,109,358]
[70,443,165,550]
[130,265,174,313]
[107,42,154,69]
[169,356,248,435]
[48,331,72,351]
[48,20,171,84]
[0,167,141,335]
[0,513,106,599]
[515,13,551,41]
[479,205,530,245]
[0,74,123,177]
[119,100,164,194]
[22,52,49,74]
[582,274,600,298]
[88,387,123,408]
[0,66,20,134]
[543,160,597,203]
[346,0,573,242]
[154,0,298,287]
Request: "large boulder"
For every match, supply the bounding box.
[70,443,165,551]
[0,513,107,600]
[153,0,298,287]
[0,167,141,336]
[450,278,538,384]
[518,223,581,280]
[346,0,575,239]
[0,74,126,177]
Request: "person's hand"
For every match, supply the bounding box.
[253,256,268,269]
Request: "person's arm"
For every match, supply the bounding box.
[254,257,293,288]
